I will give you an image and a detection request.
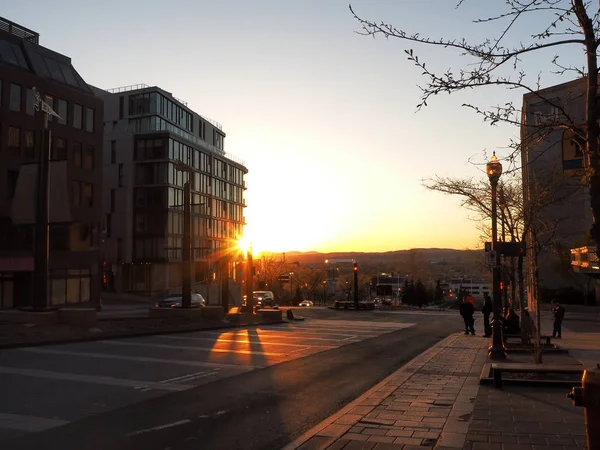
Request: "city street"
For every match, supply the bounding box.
[1,309,455,450]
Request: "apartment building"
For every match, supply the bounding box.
[521,77,595,303]
[95,85,247,299]
[0,17,104,308]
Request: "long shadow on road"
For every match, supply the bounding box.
[7,317,452,450]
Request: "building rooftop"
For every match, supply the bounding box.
[0,17,39,44]
[0,16,92,94]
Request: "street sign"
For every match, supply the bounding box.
[486,250,497,268]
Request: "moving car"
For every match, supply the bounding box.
[253,290,276,309]
[299,300,314,307]
[154,293,206,308]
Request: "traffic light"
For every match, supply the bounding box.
[500,281,504,290]
[353,263,358,272]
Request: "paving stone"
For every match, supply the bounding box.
[324,438,351,450]
[392,436,423,446]
[342,440,376,450]
[366,435,396,444]
[297,435,337,450]
[317,424,353,438]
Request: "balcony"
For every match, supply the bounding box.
[570,246,600,277]
[0,17,39,44]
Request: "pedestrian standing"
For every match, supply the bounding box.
[460,297,475,335]
[552,301,565,339]
[482,293,492,337]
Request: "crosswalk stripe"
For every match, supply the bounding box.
[103,340,288,356]
[17,347,263,370]
[0,413,69,432]
[0,366,193,391]
[155,335,337,348]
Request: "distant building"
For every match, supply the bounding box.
[449,278,491,301]
[372,274,407,298]
[0,17,104,308]
[520,77,595,304]
[94,84,247,302]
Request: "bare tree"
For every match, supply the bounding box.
[350,0,600,251]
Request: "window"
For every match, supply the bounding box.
[119,96,124,119]
[8,127,19,149]
[117,238,123,261]
[6,170,18,198]
[49,224,70,251]
[73,104,82,129]
[9,83,21,112]
[45,95,54,122]
[85,108,94,132]
[25,88,33,115]
[72,142,82,166]
[110,189,115,212]
[118,164,123,187]
[24,130,35,159]
[71,181,81,207]
[83,183,93,207]
[111,140,116,164]
[54,138,67,160]
[106,214,112,237]
[84,145,94,169]
[57,99,67,125]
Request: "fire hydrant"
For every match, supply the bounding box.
[568,364,600,449]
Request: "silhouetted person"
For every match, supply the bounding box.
[482,293,492,337]
[521,309,535,344]
[460,298,475,335]
[505,308,520,334]
[552,301,565,339]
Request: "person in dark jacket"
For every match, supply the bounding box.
[460,298,475,335]
[552,301,565,338]
[482,293,492,337]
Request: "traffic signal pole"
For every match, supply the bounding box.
[353,262,359,308]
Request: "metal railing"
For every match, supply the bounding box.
[107,84,150,94]
[0,17,39,44]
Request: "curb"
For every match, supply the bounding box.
[281,332,460,450]
[0,319,285,350]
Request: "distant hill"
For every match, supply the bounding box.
[258,248,489,281]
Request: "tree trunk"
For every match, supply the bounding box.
[532,239,543,363]
[574,0,600,258]
[518,254,525,312]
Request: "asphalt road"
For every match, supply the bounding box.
[3,308,456,450]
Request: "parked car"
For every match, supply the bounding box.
[299,300,314,307]
[155,293,206,308]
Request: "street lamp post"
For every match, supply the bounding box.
[31,88,61,311]
[175,161,192,308]
[487,152,507,360]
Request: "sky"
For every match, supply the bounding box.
[4,0,588,254]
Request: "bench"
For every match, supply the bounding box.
[503,333,552,345]
[487,363,583,388]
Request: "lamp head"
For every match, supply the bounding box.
[486,152,502,182]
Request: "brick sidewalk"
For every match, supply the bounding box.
[283,333,489,450]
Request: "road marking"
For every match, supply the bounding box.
[16,347,264,370]
[0,366,193,391]
[126,419,191,437]
[156,335,337,348]
[103,340,285,356]
[0,413,69,432]
[160,369,221,384]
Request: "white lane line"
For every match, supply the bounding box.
[155,335,337,348]
[0,413,69,432]
[103,340,285,356]
[0,366,193,391]
[159,369,221,384]
[126,419,191,437]
[17,347,264,370]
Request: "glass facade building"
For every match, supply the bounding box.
[100,85,247,297]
